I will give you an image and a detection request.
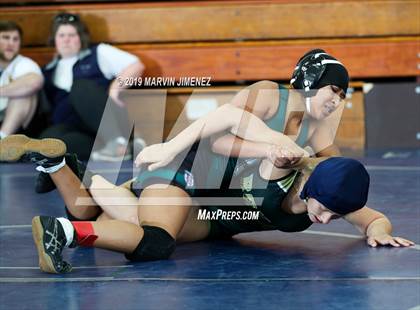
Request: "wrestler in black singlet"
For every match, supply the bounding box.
[131,137,312,239]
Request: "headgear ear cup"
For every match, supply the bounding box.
[302,55,326,91]
[290,50,348,97]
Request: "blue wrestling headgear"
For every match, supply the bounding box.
[299,157,370,215]
[290,49,349,97]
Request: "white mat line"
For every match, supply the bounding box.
[1,225,419,250]
[2,165,420,178]
[0,276,419,283]
[366,165,420,171]
[302,230,420,251]
[0,265,133,270]
[0,168,134,178]
[0,225,31,229]
[0,277,114,283]
[302,230,363,239]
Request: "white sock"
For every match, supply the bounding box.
[36,157,66,174]
[0,131,7,139]
[57,217,74,247]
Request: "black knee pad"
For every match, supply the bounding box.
[125,225,176,262]
[64,207,100,221]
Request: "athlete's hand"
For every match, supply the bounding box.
[366,234,415,248]
[266,145,303,168]
[135,142,177,171]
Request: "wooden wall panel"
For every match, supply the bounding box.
[124,87,365,149]
[125,88,237,143]
[335,120,365,149]
[0,0,402,5]
[21,37,420,80]
[336,90,365,149]
[341,91,364,119]
[2,0,418,46]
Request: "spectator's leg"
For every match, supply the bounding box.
[40,124,72,139]
[70,80,131,141]
[0,95,37,135]
[60,131,95,161]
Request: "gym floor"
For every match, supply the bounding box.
[0,154,419,310]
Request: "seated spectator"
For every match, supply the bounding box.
[0,21,44,139]
[40,12,145,160]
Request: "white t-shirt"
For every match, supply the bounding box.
[0,55,42,113]
[53,43,139,91]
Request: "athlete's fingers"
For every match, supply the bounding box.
[134,155,143,167]
[367,237,377,247]
[135,149,158,167]
[134,159,141,167]
[148,163,160,171]
[148,161,167,171]
[135,154,148,167]
[376,237,400,247]
[387,239,400,247]
[394,237,414,247]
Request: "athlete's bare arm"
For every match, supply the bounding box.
[344,207,414,247]
[135,103,308,170]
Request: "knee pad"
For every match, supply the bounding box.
[65,207,100,222]
[65,207,83,221]
[125,225,176,262]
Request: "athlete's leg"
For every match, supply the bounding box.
[0,135,100,220]
[32,184,197,273]
[176,206,211,243]
[91,177,210,241]
[89,175,139,224]
[32,216,143,273]
[91,189,210,249]
[96,211,113,221]
[136,184,193,238]
[49,166,100,220]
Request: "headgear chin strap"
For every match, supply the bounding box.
[290,51,348,98]
[305,97,311,113]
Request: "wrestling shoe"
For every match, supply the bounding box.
[0,134,66,166]
[35,153,94,194]
[32,216,73,274]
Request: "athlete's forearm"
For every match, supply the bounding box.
[290,157,328,170]
[167,104,238,153]
[315,144,341,157]
[0,73,43,98]
[168,104,307,156]
[211,134,271,158]
[365,216,392,237]
[229,106,308,155]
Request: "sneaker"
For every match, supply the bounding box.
[35,153,93,194]
[32,216,73,274]
[91,136,131,162]
[0,135,66,165]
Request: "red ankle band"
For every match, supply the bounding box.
[72,222,98,247]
